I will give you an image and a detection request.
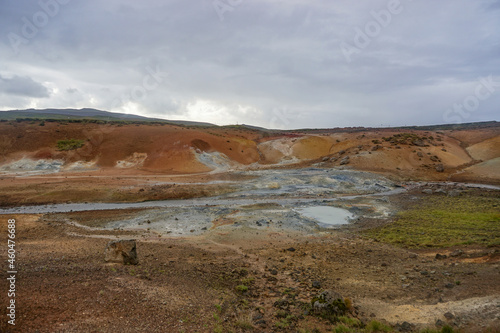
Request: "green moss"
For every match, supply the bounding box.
[364,194,500,248]
[235,284,248,292]
[56,139,85,151]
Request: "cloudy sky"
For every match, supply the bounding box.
[1,0,499,129]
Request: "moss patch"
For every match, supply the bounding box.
[364,193,500,248]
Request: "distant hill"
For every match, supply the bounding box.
[0,108,216,127]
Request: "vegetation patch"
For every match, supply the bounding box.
[56,139,85,151]
[364,193,500,248]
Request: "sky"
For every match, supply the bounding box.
[1,0,499,129]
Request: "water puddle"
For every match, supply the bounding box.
[296,206,353,227]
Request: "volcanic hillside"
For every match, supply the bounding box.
[0,119,499,183]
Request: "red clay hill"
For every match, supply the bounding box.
[0,114,499,184]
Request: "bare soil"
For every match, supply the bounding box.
[1,187,499,333]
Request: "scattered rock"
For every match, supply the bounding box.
[340,156,350,165]
[444,312,454,320]
[409,253,418,259]
[444,283,455,289]
[422,189,433,194]
[322,156,329,162]
[311,290,347,317]
[339,150,346,155]
[435,253,447,260]
[254,319,266,326]
[435,319,446,327]
[450,250,463,257]
[372,145,381,151]
[104,239,138,265]
[435,164,444,172]
[413,139,426,147]
[270,269,278,276]
[430,156,440,162]
[448,190,461,197]
[312,281,321,289]
[396,321,415,332]
[273,299,289,310]
[417,152,424,158]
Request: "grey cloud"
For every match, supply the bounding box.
[0,0,499,128]
[0,75,50,98]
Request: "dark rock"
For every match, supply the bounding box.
[322,156,329,162]
[420,271,429,276]
[417,152,424,158]
[311,290,347,317]
[413,139,426,147]
[339,150,346,155]
[270,269,278,275]
[255,319,266,326]
[430,156,440,162]
[396,321,414,332]
[409,253,418,259]
[435,164,444,172]
[435,253,447,260]
[340,156,350,165]
[444,283,455,289]
[273,299,289,309]
[444,312,454,320]
[312,281,321,289]
[286,247,296,252]
[435,319,445,327]
[252,314,263,321]
[372,145,381,151]
[104,239,138,265]
[450,250,463,257]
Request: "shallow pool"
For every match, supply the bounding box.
[297,206,353,227]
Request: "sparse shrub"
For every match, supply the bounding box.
[57,139,85,151]
[441,325,454,333]
[235,285,248,292]
[365,320,392,332]
[274,318,290,329]
[337,316,361,327]
[235,313,253,330]
[333,324,354,333]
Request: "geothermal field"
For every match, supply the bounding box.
[0,118,499,332]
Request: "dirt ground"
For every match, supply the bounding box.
[1,187,498,333]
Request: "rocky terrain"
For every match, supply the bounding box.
[0,118,499,332]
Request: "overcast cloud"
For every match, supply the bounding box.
[0,0,499,128]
